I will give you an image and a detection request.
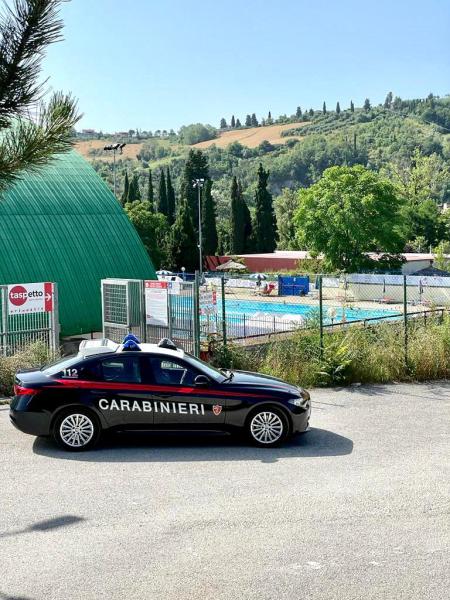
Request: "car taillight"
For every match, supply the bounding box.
[14,385,38,396]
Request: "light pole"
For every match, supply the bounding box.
[193,178,205,278]
[104,143,126,197]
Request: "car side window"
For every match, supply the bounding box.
[148,357,199,386]
[100,357,142,383]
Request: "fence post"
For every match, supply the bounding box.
[403,275,408,370]
[1,286,7,356]
[167,285,173,341]
[221,276,227,347]
[319,275,324,358]
[50,283,60,355]
[193,271,201,357]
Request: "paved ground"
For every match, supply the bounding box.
[0,382,449,600]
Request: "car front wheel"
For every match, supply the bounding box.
[247,408,288,447]
[53,409,101,451]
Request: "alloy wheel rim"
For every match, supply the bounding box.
[250,411,283,444]
[60,414,94,448]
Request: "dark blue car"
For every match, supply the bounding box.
[10,337,311,451]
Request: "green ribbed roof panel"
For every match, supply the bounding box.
[0,151,156,336]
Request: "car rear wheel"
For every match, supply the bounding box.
[247,408,288,447]
[53,409,101,451]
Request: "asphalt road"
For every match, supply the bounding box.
[0,382,449,600]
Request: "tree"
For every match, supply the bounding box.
[166,168,176,225]
[267,110,273,125]
[296,106,302,119]
[178,123,216,144]
[384,92,393,109]
[157,169,168,215]
[121,171,129,205]
[147,169,154,209]
[336,102,341,115]
[235,118,242,128]
[274,188,300,250]
[251,113,259,127]
[125,201,169,269]
[294,165,405,271]
[201,179,218,255]
[245,114,252,127]
[252,163,277,252]
[309,108,314,116]
[0,0,80,191]
[322,102,327,114]
[240,180,253,252]
[231,115,236,128]
[170,199,198,271]
[220,117,227,129]
[230,176,244,253]
[179,148,209,231]
[350,100,354,112]
[364,98,371,111]
[127,173,141,202]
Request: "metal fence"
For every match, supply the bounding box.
[0,283,59,356]
[102,273,450,356]
[101,278,198,354]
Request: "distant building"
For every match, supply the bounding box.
[206,251,449,275]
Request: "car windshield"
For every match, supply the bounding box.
[41,355,80,376]
[184,353,227,382]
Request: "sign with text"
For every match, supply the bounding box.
[7,282,53,315]
[145,280,168,326]
[199,288,217,316]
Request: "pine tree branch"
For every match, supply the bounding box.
[0,0,65,126]
[0,91,81,191]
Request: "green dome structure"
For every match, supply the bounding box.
[0,151,156,336]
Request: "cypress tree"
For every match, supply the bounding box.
[180,149,210,231]
[170,199,198,272]
[147,169,154,210]
[309,108,314,117]
[128,174,141,202]
[322,101,327,114]
[245,114,252,127]
[296,106,302,118]
[220,117,227,128]
[236,118,242,127]
[252,163,277,252]
[230,176,244,253]
[121,171,129,205]
[231,115,236,128]
[336,101,341,115]
[157,169,168,215]
[350,100,355,112]
[166,168,176,225]
[364,98,371,111]
[201,179,218,255]
[384,91,393,109]
[251,113,258,126]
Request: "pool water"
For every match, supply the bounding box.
[220,299,399,323]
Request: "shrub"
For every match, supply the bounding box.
[0,341,54,397]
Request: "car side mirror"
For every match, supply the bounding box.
[194,374,209,387]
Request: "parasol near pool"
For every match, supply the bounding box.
[216,260,247,272]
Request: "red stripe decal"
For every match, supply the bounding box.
[51,379,275,398]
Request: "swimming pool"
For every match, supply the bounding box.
[219,299,400,324]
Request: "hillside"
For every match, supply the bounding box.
[76,139,144,161]
[193,122,307,149]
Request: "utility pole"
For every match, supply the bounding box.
[192,178,205,279]
[104,143,126,197]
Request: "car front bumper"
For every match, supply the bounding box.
[10,409,50,436]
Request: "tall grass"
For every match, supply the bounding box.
[213,315,450,387]
[0,341,54,396]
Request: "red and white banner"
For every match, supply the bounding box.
[7,282,53,315]
[145,280,168,326]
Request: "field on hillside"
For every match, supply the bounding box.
[76,140,144,161]
[194,122,307,149]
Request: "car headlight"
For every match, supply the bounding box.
[289,390,310,408]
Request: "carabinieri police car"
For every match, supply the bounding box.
[10,336,311,451]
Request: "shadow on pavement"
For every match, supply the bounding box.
[0,593,35,600]
[32,427,353,463]
[0,515,85,539]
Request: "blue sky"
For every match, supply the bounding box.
[42,0,450,132]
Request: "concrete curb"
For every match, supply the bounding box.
[0,397,11,405]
